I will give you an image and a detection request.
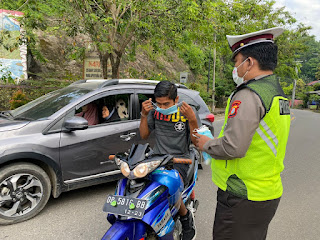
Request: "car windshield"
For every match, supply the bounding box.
[10,86,92,120]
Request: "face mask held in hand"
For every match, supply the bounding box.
[154,102,182,115]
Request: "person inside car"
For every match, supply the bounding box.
[76,102,99,125]
[101,104,120,123]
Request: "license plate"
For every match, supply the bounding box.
[103,195,147,219]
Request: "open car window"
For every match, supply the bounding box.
[75,94,131,126]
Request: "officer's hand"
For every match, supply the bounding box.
[141,98,153,116]
[180,101,196,122]
[194,132,213,151]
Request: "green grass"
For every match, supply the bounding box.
[309,105,318,110]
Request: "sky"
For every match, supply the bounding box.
[274,0,320,41]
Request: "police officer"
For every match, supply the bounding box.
[195,27,291,240]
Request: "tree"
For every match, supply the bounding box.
[179,0,311,108]
[299,37,320,83]
[316,64,320,81]
[65,0,201,79]
[295,78,306,99]
[1,0,317,108]
[313,83,320,91]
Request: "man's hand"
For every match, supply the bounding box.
[194,132,213,151]
[141,98,153,117]
[180,101,196,122]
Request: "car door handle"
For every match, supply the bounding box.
[120,132,136,141]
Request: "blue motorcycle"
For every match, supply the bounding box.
[101,143,199,240]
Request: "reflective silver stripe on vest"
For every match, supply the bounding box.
[260,119,279,146]
[256,120,278,156]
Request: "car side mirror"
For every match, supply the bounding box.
[64,116,88,131]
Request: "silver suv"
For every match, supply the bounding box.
[0,79,214,225]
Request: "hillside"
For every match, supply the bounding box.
[28,32,195,83]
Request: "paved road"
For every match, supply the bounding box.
[1,109,319,240]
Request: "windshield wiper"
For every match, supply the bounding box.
[0,111,14,119]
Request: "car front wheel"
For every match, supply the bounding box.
[0,163,51,225]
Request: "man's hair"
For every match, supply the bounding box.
[238,42,278,71]
[154,81,177,100]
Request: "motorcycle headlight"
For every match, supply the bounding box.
[133,160,161,178]
[120,162,130,177]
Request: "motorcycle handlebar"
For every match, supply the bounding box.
[173,158,192,164]
[108,155,192,164]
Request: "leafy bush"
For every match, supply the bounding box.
[149,72,169,81]
[0,64,15,84]
[187,81,212,106]
[0,87,14,111]
[310,94,320,102]
[282,83,293,96]
[9,90,30,110]
[313,83,320,91]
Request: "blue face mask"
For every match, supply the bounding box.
[154,102,182,115]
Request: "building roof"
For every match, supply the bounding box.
[307,90,320,95]
[306,80,320,86]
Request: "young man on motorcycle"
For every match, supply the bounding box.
[139,80,200,240]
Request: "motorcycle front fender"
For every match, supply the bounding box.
[101,219,146,240]
[142,199,175,238]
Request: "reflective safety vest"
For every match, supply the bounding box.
[211,75,291,201]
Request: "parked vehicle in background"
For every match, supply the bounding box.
[0,79,214,225]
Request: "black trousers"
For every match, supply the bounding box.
[213,188,281,240]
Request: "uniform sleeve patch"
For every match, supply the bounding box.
[228,100,241,118]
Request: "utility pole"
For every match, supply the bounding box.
[291,78,297,108]
[291,61,303,108]
[207,51,210,92]
[212,34,216,112]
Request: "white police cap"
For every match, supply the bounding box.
[227,27,284,57]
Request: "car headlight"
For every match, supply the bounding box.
[133,160,161,178]
[120,162,130,177]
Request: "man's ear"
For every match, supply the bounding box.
[175,96,179,104]
[247,57,255,70]
[249,57,257,67]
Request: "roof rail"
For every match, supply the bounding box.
[175,83,188,89]
[70,79,188,89]
[69,79,108,86]
[98,79,158,88]
[99,79,188,89]
[69,80,87,85]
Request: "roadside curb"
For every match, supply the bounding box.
[213,108,225,121]
[214,114,225,121]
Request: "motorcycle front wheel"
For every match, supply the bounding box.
[145,221,182,240]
